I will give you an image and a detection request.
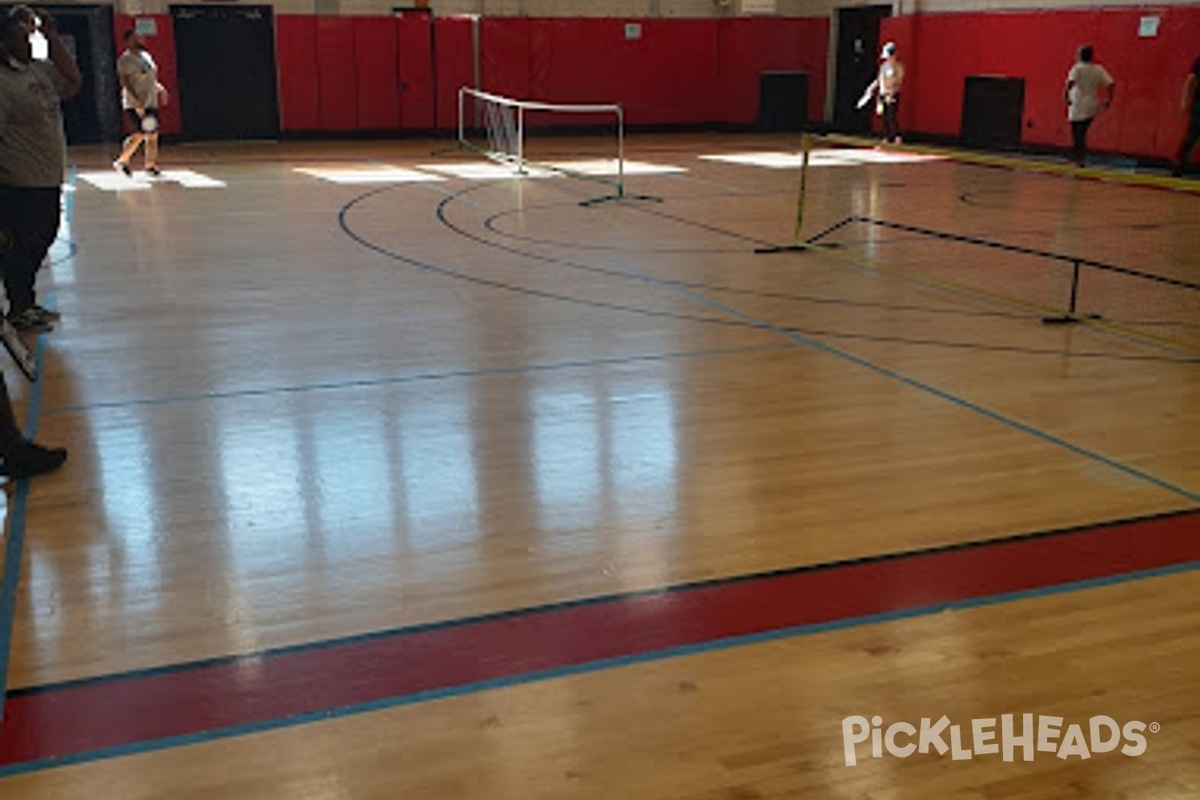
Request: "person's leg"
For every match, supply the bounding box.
[879,98,895,142]
[0,374,66,479]
[1072,118,1094,166]
[887,95,901,142]
[1175,116,1200,176]
[145,131,160,173]
[116,132,145,169]
[3,187,61,329]
[115,110,146,173]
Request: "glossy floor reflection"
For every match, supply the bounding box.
[1,134,1198,798]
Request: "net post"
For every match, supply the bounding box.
[755,132,819,254]
[457,87,464,147]
[617,105,625,199]
[793,132,811,244]
[517,106,526,175]
[1042,259,1084,325]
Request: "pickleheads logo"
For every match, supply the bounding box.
[842,715,1159,766]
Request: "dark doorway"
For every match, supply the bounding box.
[833,5,891,135]
[171,5,279,140]
[44,4,120,144]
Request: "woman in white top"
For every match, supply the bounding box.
[874,42,905,143]
[1064,45,1115,167]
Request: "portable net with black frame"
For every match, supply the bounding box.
[755,134,1200,357]
[457,87,659,206]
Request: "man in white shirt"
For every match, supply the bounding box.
[1064,45,1115,167]
[113,28,167,177]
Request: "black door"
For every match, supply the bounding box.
[45,5,120,144]
[833,5,892,135]
[171,4,279,140]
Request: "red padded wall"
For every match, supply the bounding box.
[620,19,721,124]
[435,16,475,130]
[718,16,829,126]
[113,14,181,136]
[481,17,532,101]
[316,17,357,130]
[881,6,1200,159]
[396,12,434,129]
[527,19,622,107]
[354,18,399,130]
[276,15,319,131]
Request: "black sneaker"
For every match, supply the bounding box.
[28,304,61,323]
[0,442,67,479]
[146,166,162,177]
[7,308,54,333]
[113,160,132,177]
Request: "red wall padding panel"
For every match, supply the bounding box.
[718,16,829,126]
[620,20,721,124]
[881,6,1200,159]
[113,14,181,136]
[316,17,357,130]
[276,15,319,131]
[481,17,532,101]
[434,16,475,130]
[527,19,623,107]
[396,12,434,129]
[354,18,399,130]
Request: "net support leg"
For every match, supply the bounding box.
[756,215,857,254]
[1043,259,1083,325]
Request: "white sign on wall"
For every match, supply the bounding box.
[741,0,778,13]
[1138,15,1160,37]
[625,22,642,40]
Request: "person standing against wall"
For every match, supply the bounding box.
[1064,45,1115,167]
[113,28,167,177]
[858,42,905,143]
[1172,56,1200,177]
[877,42,905,143]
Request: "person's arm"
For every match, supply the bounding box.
[1183,74,1197,115]
[36,10,81,100]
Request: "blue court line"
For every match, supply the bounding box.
[49,344,790,415]
[606,257,1200,503]
[1,556,1196,779]
[0,170,71,721]
[0,325,51,724]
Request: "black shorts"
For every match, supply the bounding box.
[125,108,159,133]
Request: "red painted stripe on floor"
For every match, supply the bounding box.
[1,511,1197,769]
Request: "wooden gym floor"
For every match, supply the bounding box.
[0,132,1198,798]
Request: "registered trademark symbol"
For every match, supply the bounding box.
[1149,722,1161,734]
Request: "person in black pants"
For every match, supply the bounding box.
[876,42,905,143]
[0,7,71,477]
[1064,45,1115,167]
[0,5,81,333]
[1173,56,1200,177]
